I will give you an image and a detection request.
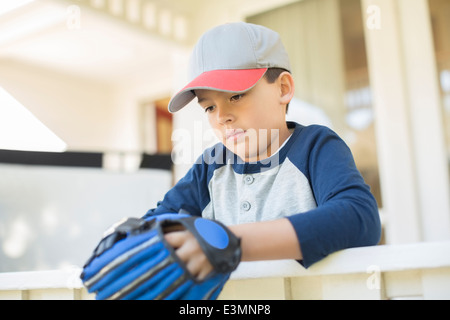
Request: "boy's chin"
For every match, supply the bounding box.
[224,143,267,163]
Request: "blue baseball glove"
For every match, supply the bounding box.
[80,215,241,300]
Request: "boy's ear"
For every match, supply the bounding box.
[279,72,295,105]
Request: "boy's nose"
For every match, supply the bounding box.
[216,105,235,125]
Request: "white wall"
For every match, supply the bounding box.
[0,59,119,152]
[0,163,171,272]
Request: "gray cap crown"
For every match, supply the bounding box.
[169,22,291,112]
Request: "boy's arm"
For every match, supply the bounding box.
[165,218,301,280]
[285,126,381,268]
[229,218,302,261]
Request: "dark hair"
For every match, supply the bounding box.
[263,68,291,113]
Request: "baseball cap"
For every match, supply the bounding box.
[168,22,291,113]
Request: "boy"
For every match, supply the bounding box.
[144,22,381,281]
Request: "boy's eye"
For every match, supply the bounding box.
[204,105,215,113]
[230,94,244,102]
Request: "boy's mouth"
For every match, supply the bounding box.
[225,129,247,141]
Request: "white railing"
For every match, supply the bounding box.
[1,241,449,300]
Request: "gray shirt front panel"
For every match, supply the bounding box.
[201,157,317,225]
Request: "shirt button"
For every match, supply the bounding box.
[244,175,254,185]
[241,201,251,211]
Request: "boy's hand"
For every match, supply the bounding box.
[81,216,241,300]
[165,230,214,281]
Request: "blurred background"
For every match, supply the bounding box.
[0,0,449,272]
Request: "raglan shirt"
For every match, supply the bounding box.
[143,122,381,268]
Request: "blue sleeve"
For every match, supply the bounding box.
[142,156,211,219]
[286,126,381,268]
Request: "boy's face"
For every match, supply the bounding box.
[195,75,292,162]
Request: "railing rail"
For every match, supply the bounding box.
[1,241,449,300]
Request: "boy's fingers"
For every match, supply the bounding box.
[164,230,213,279]
[196,262,214,281]
[164,230,188,249]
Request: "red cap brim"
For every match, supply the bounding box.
[168,68,267,112]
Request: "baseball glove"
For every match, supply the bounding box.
[80,215,241,300]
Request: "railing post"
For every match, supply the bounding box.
[361,0,450,244]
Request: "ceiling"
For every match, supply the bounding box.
[0,0,187,85]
